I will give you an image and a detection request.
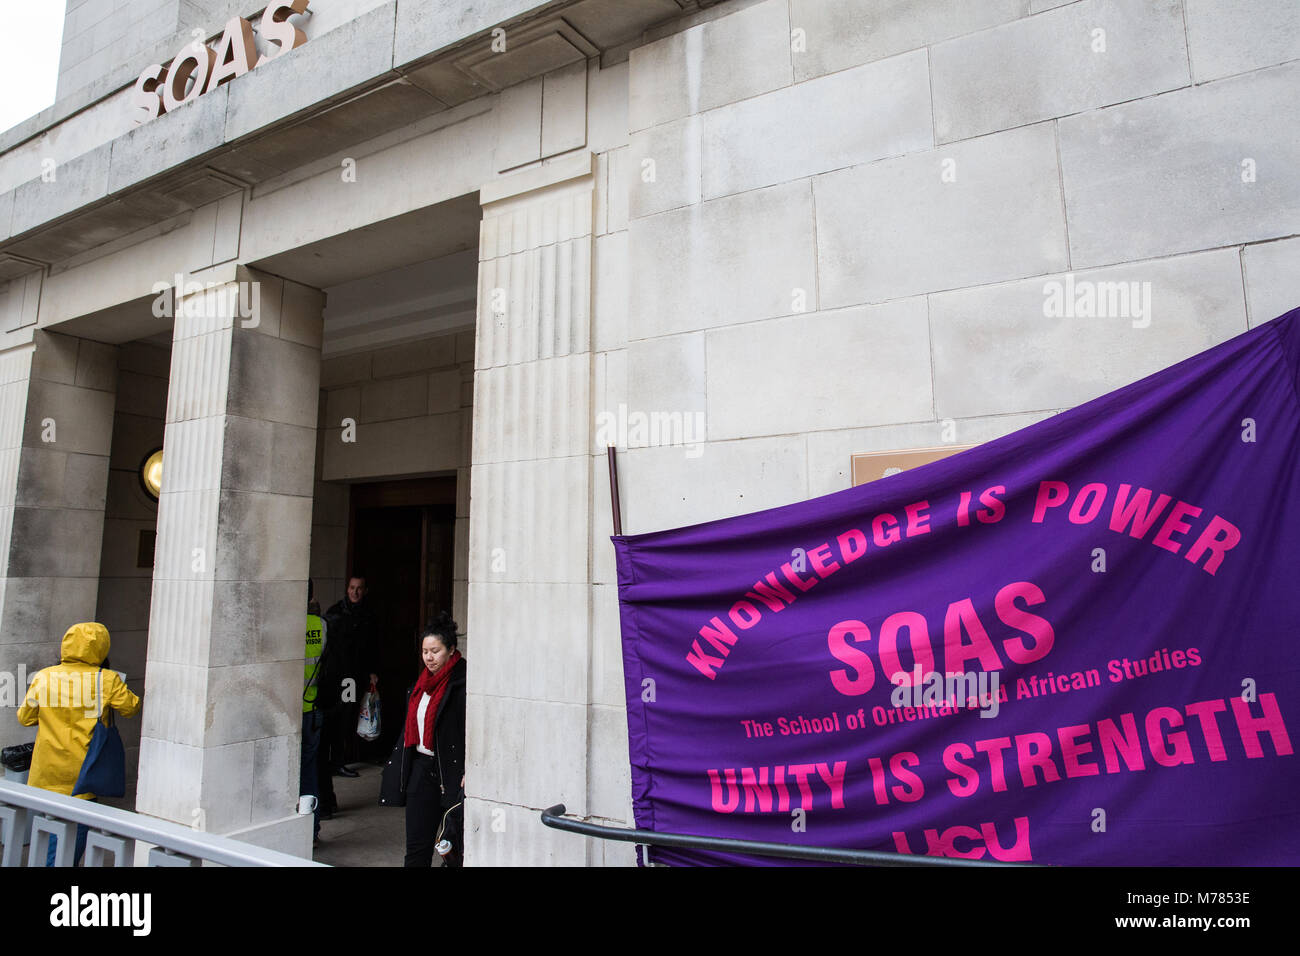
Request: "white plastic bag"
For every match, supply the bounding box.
[357,680,381,741]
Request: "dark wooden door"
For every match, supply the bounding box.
[348,478,457,756]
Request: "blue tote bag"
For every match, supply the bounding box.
[72,668,126,798]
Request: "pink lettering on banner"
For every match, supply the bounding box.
[1097,713,1146,773]
[729,600,762,630]
[686,641,725,679]
[1146,706,1194,767]
[827,620,874,696]
[1032,480,1070,522]
[686,615,741,679]
[747,572,795,611]
[977,486,1007,523]
[708,762,850,815]
[788,764,817,810]
[1109,484,1171,538]
[982,816,1033,862]
[892,816,1032,861]
[774,766,791,811]
[904,500,931,536]
[890,752,923,803]
[939,824,983,859]
[1068,482,1108,524]
[699,616,737,655]
[1184,515,1242,575]
[1016,732,1062,787]
[708,768,739,813]
[683,478,1241,683]
[837,528,868,562]
[1184,699,1229,761]
[815,761,848,809]
[868,756,889,805]
[944,599,1003,674]
[872,513,902,547]
[956,491,973,527]
[943,743,980,797]
[975,737,1013,792]
[740,767,772,813]
[809,543,841,578]
[879,611,934,683]
[1230,693,1295,758]
[1153,501,1203,553]
[1058,723,1100,777]
[995,581,1055,663]
[781,561,818,592]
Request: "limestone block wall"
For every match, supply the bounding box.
[0,344,35,749]
[466,160,598,866]
[459,49,641,865]
[544,0,1300,865]
[0,271,41,335]
[310,327,474,632]
[92,340,170,798]
[56,0,185,111]
[307,390,348,618]
[0,330,118,749]
[617,0,1300,538]
[50,0,395,143]
[135,275,322,851]
[588,59,634,852]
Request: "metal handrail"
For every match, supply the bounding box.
[540,804,1025,867]
[0,778,325,867]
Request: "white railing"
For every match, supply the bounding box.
[0,778,326,867]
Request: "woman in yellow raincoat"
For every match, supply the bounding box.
[16,622,141,865]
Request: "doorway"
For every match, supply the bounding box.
[347,476,457,758]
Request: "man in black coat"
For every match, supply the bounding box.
[320,576,381,780]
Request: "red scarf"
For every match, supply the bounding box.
[405,651,461,749]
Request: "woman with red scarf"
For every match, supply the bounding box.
[379,612,466,866]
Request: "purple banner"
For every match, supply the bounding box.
[615,309,1300,866]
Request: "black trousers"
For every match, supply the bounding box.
[317,704,346,812]
[322,701,358,768]
[404,753,460,867]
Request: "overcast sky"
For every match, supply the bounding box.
[0,4,65,134]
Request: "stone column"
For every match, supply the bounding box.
[134,269,323,856]
[0,330,117,748]
[466,154,596,864]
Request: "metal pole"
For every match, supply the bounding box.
[606,445,623,536]
[539,804,1025,867]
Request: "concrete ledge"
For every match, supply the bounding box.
[129,814,315,866]
[481,150,594,205]
[225,811,315,862]
[224,3,400,143]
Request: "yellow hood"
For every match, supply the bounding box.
[59,622,110,666]
[18,620,139,799]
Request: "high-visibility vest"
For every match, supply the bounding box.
[304,614,325,713]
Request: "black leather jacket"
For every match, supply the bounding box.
[379,657,466,808]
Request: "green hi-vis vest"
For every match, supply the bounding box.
[304,614,325,713]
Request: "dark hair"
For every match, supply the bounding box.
[419,611,459,653]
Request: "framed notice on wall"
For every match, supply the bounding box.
[850,445,974,487]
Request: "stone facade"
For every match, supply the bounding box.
[0,0,1296,864]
